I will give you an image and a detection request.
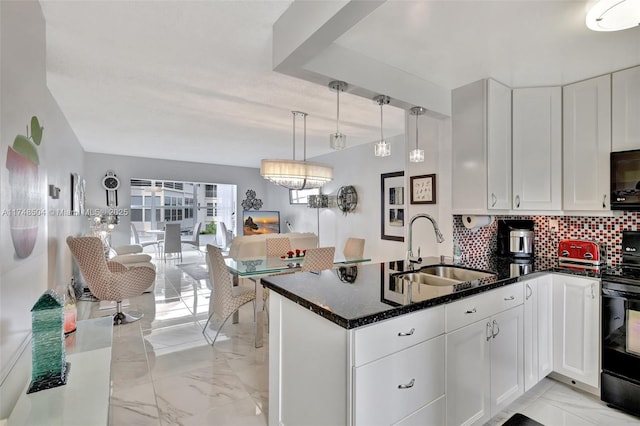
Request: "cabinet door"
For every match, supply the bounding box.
[446,320,491,426]
[553,275,600,388]
[512,87,562,210]
[487,79,512,210]
[490,306,524,416]
[452,80,488,213]
[563,75,611,210]
[613,66,640,151]
[537,275,554,379]
[523,279,538,391]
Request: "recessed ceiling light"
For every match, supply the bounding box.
[586,0,640,32]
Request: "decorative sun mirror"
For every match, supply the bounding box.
[337,185,358,215]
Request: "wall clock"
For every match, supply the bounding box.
[102,170,120,207]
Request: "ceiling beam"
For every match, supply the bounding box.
[272,0,451,117]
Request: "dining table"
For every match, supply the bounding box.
[224,254,371,348]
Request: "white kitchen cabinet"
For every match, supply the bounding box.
[452,78,511,214]
[563,75,612,211]
[446,284,524,426]
[552,274,600,389]
[512,87,562,211]
[523,275,553,392]
[612,65,640,151]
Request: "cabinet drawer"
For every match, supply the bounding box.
[354,306,444,366]
[393,395,445,426]
[446,283,523,332]
[354,335,445,426]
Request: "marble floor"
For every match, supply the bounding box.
[79,248,640,426]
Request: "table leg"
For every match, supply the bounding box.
[255,279,264,348]
[232,275,241,324]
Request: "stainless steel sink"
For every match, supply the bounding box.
[419,265,494,282]
[395,272,461,287]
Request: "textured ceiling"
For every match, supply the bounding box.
[40,0,640,168]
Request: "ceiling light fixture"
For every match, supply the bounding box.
[261,111,333,190]
[329,80,348,150]
[586,0,640,31]
[373,95,391,157]
[409,106,426,163]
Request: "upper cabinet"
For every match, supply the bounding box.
[563,75,611,211]
[512,87,562,211]
[452,79,511,214]
[612,66,640,151]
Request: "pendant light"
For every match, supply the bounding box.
[329,80,348,150]
[373,95,391,157]
[586,0,640,31]
[409,106,426,163]
[261,111,333,190]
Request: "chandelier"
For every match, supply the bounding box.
[261,111,333,190]
[409,106,426,162]
[373,95,391,157]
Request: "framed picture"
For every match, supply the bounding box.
[381,171,405,241]
[410,174,436,204]
[289,188,319,205]
[70,172,86,215]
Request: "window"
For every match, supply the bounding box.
[131,209,143,222]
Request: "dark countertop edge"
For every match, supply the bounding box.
[261,263,604,330]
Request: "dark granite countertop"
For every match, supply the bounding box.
[260,255,606,330]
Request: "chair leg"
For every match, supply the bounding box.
[202,312,234,347]
[113,301,144,325]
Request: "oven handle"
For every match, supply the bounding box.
[602,288,640,299]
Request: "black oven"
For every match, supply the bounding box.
[601,231,640,416]
[610,149,640,211]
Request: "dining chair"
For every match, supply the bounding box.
[202,244,256,346]
[266,237,292,257]
[162,223,182,262]
[216,221,232,253]
[301,247,335,272]
[66,236,155,325]
[130,222,160,254]
[343,237,365,259]
[182,222,202,252]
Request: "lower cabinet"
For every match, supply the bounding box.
[552,274,600,389]
[446,303,524,426]
[523,275,553,391]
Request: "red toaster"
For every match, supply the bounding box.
[558,239,606,267]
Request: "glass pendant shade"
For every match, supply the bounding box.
[374,95,391,157]
[261,111,333,190]
[586,0,640,31]
[409,148,424,162]
[329,81,348,150]
[409,106,426,163]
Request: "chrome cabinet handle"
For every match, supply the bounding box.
[504,295,515,301]
[491,193,497,207]
[486,321,493,341]
[591,284,595,300]
[398,328,415,337]
[398,378,415,389]
[492,320,500,339]
[526,284,532,300]
[603,194,607,209]
[465,308,477,314]
[515,195,521,208]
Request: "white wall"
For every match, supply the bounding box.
[83,153,270,248]
[0,0,86,418]
[265,112,453,264]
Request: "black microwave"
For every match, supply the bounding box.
[611,149,640,210]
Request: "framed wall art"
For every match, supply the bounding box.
[410,174,436,204]
[380,171,405,241]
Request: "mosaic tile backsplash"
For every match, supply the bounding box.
[453,212,639,266]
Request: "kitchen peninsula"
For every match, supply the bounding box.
[262,257,601,426]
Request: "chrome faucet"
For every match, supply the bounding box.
[407,213,445,269]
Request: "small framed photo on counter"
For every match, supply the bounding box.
[410,174,436,204]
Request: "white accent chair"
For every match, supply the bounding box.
[162,223,182,262]
[182,222,202,252]
[202,244,256,346]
